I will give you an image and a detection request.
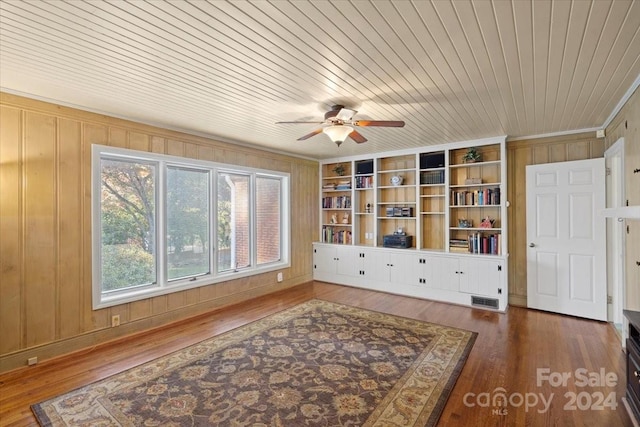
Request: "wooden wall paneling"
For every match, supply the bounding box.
[508,146,532,306]
[129,299,152,322]
[0,106,23,354]
[186,288,199,306]
[80,123,93,334]
[549,143,568,162]
[151,295,168,316]
[167,291,187,311]
[628,222,640,311]
[57,118,83,339]
[108,127,127,148]
[150,135,165,154]
[532,144,549,164]
[590,138,605,158]
[184,141,199,160]
[129,132,150,152]
[0,93,318,372]
[567,140,590,160]
[197,282,216,302]
[197,144,215,162]
[24,111,57,347]
[167,139,184,157]
[83,123,108,331]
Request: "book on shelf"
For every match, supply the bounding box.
[420,170,445,185]
[322,195,351,209]
[335,179,352,190]
[322,226,352,244]
[355,175,374,189]
[466,232,501,255]
[451,187,500,206]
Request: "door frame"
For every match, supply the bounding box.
[604,137,626,335]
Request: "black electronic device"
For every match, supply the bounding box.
[383,234,413,249]
[420,152,445,169]
[355,159,374,175]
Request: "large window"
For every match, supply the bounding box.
[92,146,290,309]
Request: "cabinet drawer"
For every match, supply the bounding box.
[627,341,640,407]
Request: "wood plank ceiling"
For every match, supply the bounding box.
[1,0,639,159]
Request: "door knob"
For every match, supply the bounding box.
[529,243,536,248]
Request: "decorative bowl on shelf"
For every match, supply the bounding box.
[390,175,403,186]
[458,219,473,228]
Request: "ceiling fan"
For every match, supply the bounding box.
[276,104,405,146]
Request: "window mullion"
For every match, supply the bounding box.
[157,160,166,287]
[212,168,219,277]
[250,173,257,269]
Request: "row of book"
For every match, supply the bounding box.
[322,227,352,244]
[322,195,351,209]
[449,233,501,254]
[355,175,374,189]
[420,170,445,185]
[323,179,352,191]
[451,188,500,206]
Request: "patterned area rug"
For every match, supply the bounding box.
[32,300,476,426]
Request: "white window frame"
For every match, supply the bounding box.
[92,145,290,309]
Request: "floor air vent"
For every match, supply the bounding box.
[471,296,499,310]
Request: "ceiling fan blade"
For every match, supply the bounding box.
[353,120,405,127]
[349,130,367,144]
[276,121,324,124]
[336,108,357,121]
[297,128,324,141]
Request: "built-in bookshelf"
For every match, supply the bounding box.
[448,144,503,254]
[377,154,417,248]
[353,159,375,246]
[321,162,353,244]
[419,151,446,251]
[318,137,507,256]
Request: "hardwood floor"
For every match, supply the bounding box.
[0,282,633,426]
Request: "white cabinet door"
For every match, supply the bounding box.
[358,248,384,280]
[459,257,503,297]
[335,245,358,277]
[427,255,459,291]
[313,244,338,275]
[388,252,419,287]
[368,251,419,286]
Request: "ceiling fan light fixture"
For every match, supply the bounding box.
[323,125,353,146]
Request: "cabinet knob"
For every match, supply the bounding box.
[635,371,639,377]
[529,243,536,248]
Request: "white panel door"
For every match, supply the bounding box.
[526,159,606,320]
